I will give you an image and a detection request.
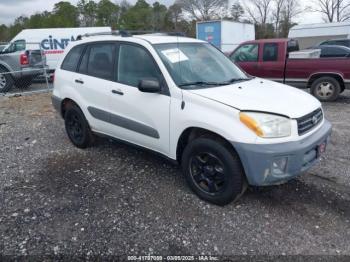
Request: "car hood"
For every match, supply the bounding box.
[187,78,321,118]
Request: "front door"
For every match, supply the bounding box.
[108,43,171,156]
[230,43,260,76]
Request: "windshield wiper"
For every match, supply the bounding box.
[178,81,223,87]
[179,78,251,88]
[222,78,251,85]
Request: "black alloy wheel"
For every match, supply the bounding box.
[189,152,226,194]
[64,104,94,148]
[182,137,246,205]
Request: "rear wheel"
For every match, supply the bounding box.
[181,138,246,205]
[0,68,14,93]
[64,103,94,149]
[310,77,341,102]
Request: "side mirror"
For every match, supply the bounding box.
[138,79,161,93]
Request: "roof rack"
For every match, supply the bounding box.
[76,30,185,40]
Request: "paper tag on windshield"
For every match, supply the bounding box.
[161,48,188,63]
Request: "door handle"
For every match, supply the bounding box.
[75,79,84,84]
[112,89,124,96]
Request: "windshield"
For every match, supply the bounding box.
[154,42,248,89]
[1,40,26,54]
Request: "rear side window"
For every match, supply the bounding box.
[321,47,350,58]
[335,40,350,47]
[87,43,115,80]
[117,44,162,87]
[321,40,350,47]
[263,43,278,61]
[287,40,299,52]
[61,45,85,72]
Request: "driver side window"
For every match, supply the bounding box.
[231,44,259,62]
[118,44,162,87]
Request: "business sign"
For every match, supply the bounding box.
[197,22,221,49]
[40,35,77,54]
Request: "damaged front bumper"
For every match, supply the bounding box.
[232,120,332,186]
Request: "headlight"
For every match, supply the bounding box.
[239,112,291,138]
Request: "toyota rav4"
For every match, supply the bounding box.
[52,33,332,205]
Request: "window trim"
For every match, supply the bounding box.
[77,44,89,74]
[231,43,259,63]
[116,41,170,96]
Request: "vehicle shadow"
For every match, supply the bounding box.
[10,133,348,222]
[94,136,350,218]
[243,177,350,219]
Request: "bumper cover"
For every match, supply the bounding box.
[51,95,62,117]
[13,66,49,78]
[232,120,332,186]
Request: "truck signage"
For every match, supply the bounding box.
[40,35,77,54]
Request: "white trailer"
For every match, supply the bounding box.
[288,22,350,49]
[196,20,255,53]
[7,27,111,70]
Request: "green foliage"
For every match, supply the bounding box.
[96,0,119,27]
[230,1,245,22]
[119,0,152,30]
[77,0,98,27]
[255,23,276,39]
[0,0,198,42]
[51,1,79,27]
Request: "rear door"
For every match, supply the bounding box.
[72,42,118,134]
[229,43,260,76]
[107,42,171,155]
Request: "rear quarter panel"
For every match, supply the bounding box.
[285,57,350,84]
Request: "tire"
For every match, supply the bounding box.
[0,68,14,93]
[310,77,341,102]
[181,138,246,206]
[14,76,34,89]
[64,103,94,149]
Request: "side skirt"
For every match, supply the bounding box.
[92,131,179,166]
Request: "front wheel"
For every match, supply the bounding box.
[181,138,246,206]
[310,77,341,102]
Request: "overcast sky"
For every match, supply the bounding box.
[0,0,323,26]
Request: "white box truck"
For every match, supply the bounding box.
[196,20,255,53]
[5,27,111,71]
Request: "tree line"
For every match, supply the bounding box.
[1,0,350,42]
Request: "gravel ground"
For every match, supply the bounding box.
[0,91,349,258]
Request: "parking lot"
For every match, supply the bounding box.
[0,91,349,257]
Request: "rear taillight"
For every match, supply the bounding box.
[20,54,29,65]
[51,72,55,83]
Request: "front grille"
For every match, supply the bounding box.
[297,108,323,135]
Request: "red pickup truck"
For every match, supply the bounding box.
[229,38,350,101]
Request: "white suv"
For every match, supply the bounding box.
[52,34,332,205]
